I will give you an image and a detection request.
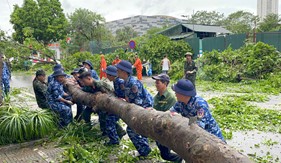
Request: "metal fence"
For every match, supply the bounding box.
[225,34,247,50]
[256,32,281,51]
[187,32,281,56]
[184,34,247,58]
[202,36,225,52]
[202,34,247,52]
[90,32,281,55]
[185,37,200,57]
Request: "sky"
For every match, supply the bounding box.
[0,0,281,35]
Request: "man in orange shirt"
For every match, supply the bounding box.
[132,54,143,80]
[112,55,121,65]
[100,54,107,79]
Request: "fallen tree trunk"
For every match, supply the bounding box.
[65,81,253,163]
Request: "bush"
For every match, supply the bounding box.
[169,58,185,81]
[199,42,281,82]
[0,107,57,145]
[137,35,192,73]
[61,50,133,73]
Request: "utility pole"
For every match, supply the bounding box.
[192,10,195,37]
[253,18,257,43]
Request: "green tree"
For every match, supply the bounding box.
[145,26,171,36]
[137,34,192,73]
[1,27,59,71]
[258,14,281,32]
[10,0,68,44]
[68,8,105,41]
[223,11,257,34]
[188,11,225,25]
[0,29,6,53]
[67,8,114,53]
[115,26,138,43]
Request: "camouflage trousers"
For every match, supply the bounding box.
[156,141,182,162]
[106,114,122,144]
[127,127,151,156]
[82,107,107,133]
[97,110,107,134]
[49,102,72,127]
[2,78,10,96]
[74,103,85,122]
[83,108,125,137]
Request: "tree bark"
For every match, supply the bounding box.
[65,81,253,163]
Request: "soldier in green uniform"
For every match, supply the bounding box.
[152,74,182,162]
[184,52,197,87]
[78,71,112,134]
[78,71,126,137]
[33,70,49,109]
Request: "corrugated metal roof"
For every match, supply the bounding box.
[182,24,231,33]
[169,33,194,40]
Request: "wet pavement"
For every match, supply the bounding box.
[10,73,35,93]
[0,142,63,163]
[2,74,281,162]
[250,95,281,111]
[227,130,281,160]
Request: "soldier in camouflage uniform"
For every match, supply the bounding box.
[47,70,73,127]
[1,54,10,96]
[78,70,113,136]
[184,52,197,87]
[170,79,225,142]
[33,70,49,109]
[48,64,64,84]
[116,60,152,157]
[83,60,99,80]
[103,65,127,145]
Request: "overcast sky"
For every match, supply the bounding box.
[1,0,281,34]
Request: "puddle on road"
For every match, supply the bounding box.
[228,130,281,161]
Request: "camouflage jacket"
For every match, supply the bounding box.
[33,78,49,109]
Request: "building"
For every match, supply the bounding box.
[257,0,279,20]
[48,43,61,60]
[105,15,185,36]
[158,24,231,40]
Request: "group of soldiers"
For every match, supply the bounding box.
[33,52,224,162]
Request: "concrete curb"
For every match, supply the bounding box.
[0,138,46,153]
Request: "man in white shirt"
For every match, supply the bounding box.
[161,55,170,74]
